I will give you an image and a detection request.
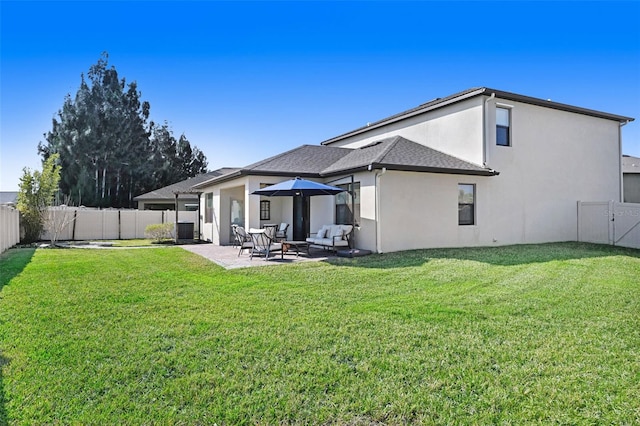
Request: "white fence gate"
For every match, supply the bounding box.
[41,208,199,241]
[0,205,20,253]
[578,201,640,249]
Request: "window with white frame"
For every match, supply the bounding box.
[205,193,213,223]
[496,107,511,146]
[458,184,475,226]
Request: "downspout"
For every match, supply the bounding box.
[619,120,631,202]
[373,166,387,253]
[174,193,179,244]
[483,92,496,166]
[197,193,201,242]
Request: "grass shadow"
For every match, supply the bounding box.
[325,242,640,269]
[0,248,34,424]
[0,353,8,425]
[0,248,36,292]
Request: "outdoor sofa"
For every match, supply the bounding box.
[306,224,353,251]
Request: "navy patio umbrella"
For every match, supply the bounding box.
[251,177,344,197]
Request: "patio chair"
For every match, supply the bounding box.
[233,226,253,257]
[248,228,283,260]
[275,222,289,240]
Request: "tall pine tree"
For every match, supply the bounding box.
[39,53,207,208]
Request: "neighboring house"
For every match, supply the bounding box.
[133,168,239,210]
[0,191,18,206]
[623,155,640,203]
[193,87,633,253]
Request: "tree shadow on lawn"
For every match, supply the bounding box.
[0,247,36,292]
[0,248,34,424]
[325,242,640,269]
[0,353,8,425]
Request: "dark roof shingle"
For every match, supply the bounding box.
[322,136,496,176]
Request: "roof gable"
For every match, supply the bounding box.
[322,87,634,146]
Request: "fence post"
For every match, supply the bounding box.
[576,201,582,242]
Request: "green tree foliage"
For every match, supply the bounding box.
[38,53,208,208]
[149,122,208,186]
[17,153,62,243]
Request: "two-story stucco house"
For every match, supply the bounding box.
[193,87,634,253]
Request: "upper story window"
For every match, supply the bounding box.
[496,107,511,146]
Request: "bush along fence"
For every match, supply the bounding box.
[0,205,20,253]
[40,208,199,241]
[578,201,640,249]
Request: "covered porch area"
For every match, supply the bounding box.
[199,176,337,246]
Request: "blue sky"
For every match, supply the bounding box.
[1,0,639,191]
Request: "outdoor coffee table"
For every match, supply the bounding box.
[282,241,309,257]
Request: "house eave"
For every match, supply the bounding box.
[371,163,499,176]
[192,169,322,189]
[322,164,499,177]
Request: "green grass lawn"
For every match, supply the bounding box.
[0,243,638,424]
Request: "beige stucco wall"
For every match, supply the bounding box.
[623,174,640,203]
[360,97,622,253]
[373,171,491,252]
[327,97,485,166]
[484,97,621,244]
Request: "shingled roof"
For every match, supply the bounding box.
[193,145,351,188]
[321,136,497,176]
[195,137,497,188]
[134,167,239,200]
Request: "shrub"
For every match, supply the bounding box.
[144,223,174,242]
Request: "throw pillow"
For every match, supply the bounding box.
[317,228,326,238]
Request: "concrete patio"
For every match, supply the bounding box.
[180,243,335,269]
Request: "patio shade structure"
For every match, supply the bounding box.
[251,177,344,197]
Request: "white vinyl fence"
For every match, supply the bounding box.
[0,205,20,253]
[41,208,199,241]
[578,201,640,249]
